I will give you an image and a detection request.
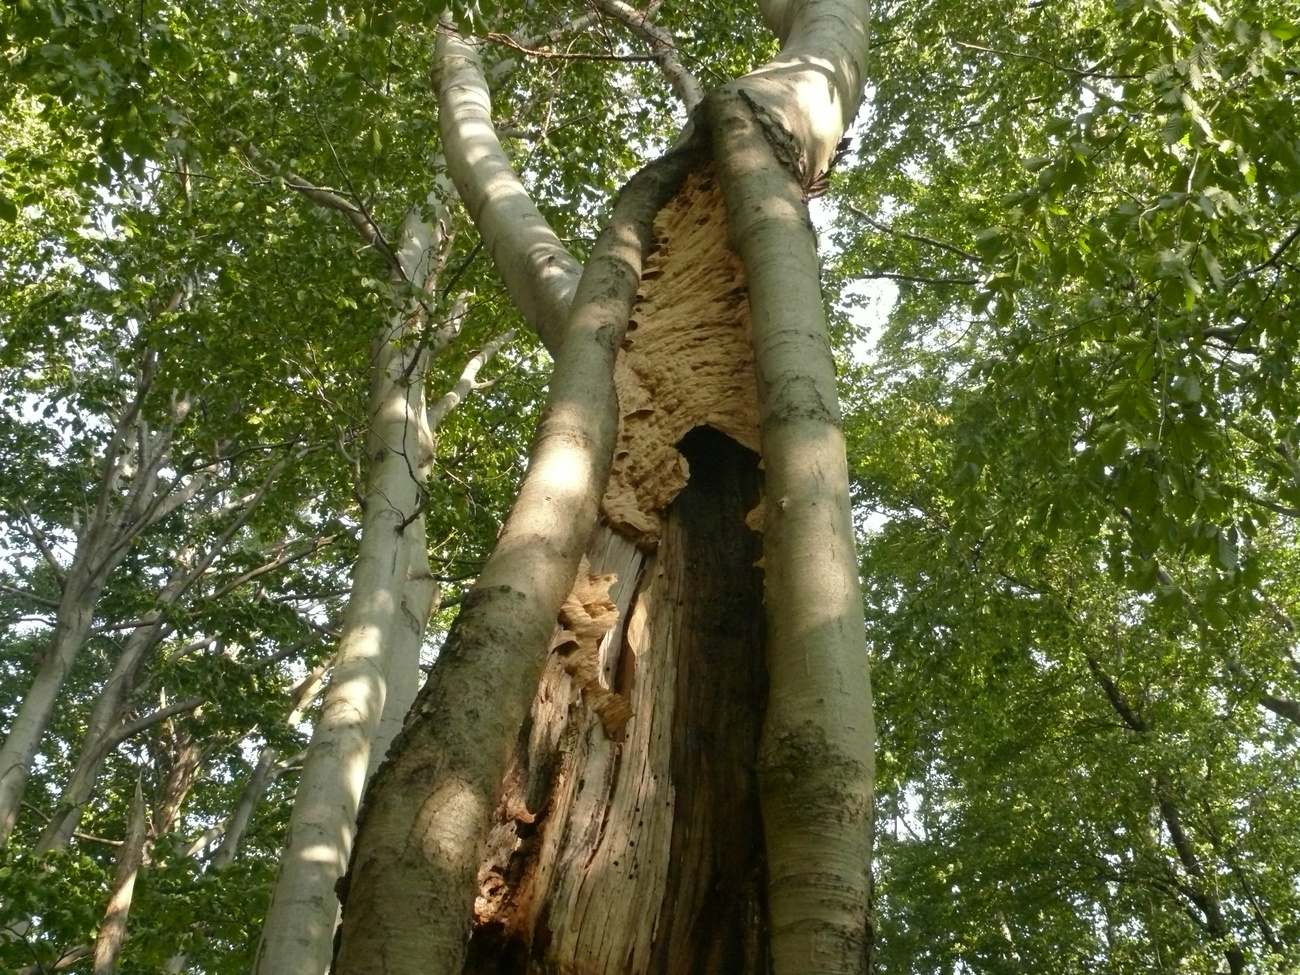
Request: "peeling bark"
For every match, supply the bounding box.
[601,169,760,545]
[333,4,873,973]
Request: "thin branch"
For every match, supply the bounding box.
[484,9,603,83]
[73,831,125,847]
[590,0,703,110]
[846,204,982,263]
[1244,493,1300,518]
[205,533,341,602]
[482,31,659,63]
[1231,222,1300,283]
[13,502,68,589]
[951,38,1134,79]
[428,329,516,432]
[0,582,61,609]
[858,271,980,286]
[283,174,402,277]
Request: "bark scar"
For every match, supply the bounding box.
[736,89,808,183]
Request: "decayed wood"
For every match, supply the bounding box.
[468,429,768,975]
[601,168,760,545]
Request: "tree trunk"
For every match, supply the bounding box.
[36,570,187,853]
[0,391,201,845]
[0,571,101,843]
[333,5,874,973]
[253,213,443,975]
[91,776,148,975]
[466,428,769,974]
[212,745,279,869]
[367,507,439,782]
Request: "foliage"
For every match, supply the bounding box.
[837,0,1300,970]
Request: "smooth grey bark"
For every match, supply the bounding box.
[433,26,583,355]
[91,776,147,975]
[365,521,436,783]
[591,0,703,111]
[332,3,876,972]
[37,462,284,854]
[708,2,875,971]
[252,212,448,975]
[365,325,516,782]
[212,746,280,869]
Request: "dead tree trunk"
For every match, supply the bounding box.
[467,428,768,973]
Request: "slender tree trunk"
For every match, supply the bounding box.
[366,523,438,782]
[332,132,700,975]
[0,571,101,843]
[37,461,284,853]
[91,777,148,975]
[36,571,186,853]
[0,394,202,845]
[212,745,279,869]
[253,213,445,975]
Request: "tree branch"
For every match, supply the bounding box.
[1232,222,1300,283]
[951,38,1133,80]
[858,270,980,286]
[483,31,658,64]
[205,533,341,602]
[105,697,205,751]
[433,22,583,354]
[0,582,61,609]
[590,0,703,110]
[846,203,982,263]
[12,502,68,589]
[283,174,403,278]
[428,329,516,432]
[1086,656,1147,732]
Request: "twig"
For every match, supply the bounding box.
[859,271,979,286]
[846,204,982,263]
[951,38,1134,80]
[483,30,658,63]
[1231,223,1300,283]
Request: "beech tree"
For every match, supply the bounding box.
[3,0,1300,973]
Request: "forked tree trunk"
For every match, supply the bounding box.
[332,3,873,974]
[0,377,203,846]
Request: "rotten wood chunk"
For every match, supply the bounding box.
[550,557,632,742]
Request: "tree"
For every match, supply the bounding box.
[4,0,1299,973]
[331,5,875,974]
